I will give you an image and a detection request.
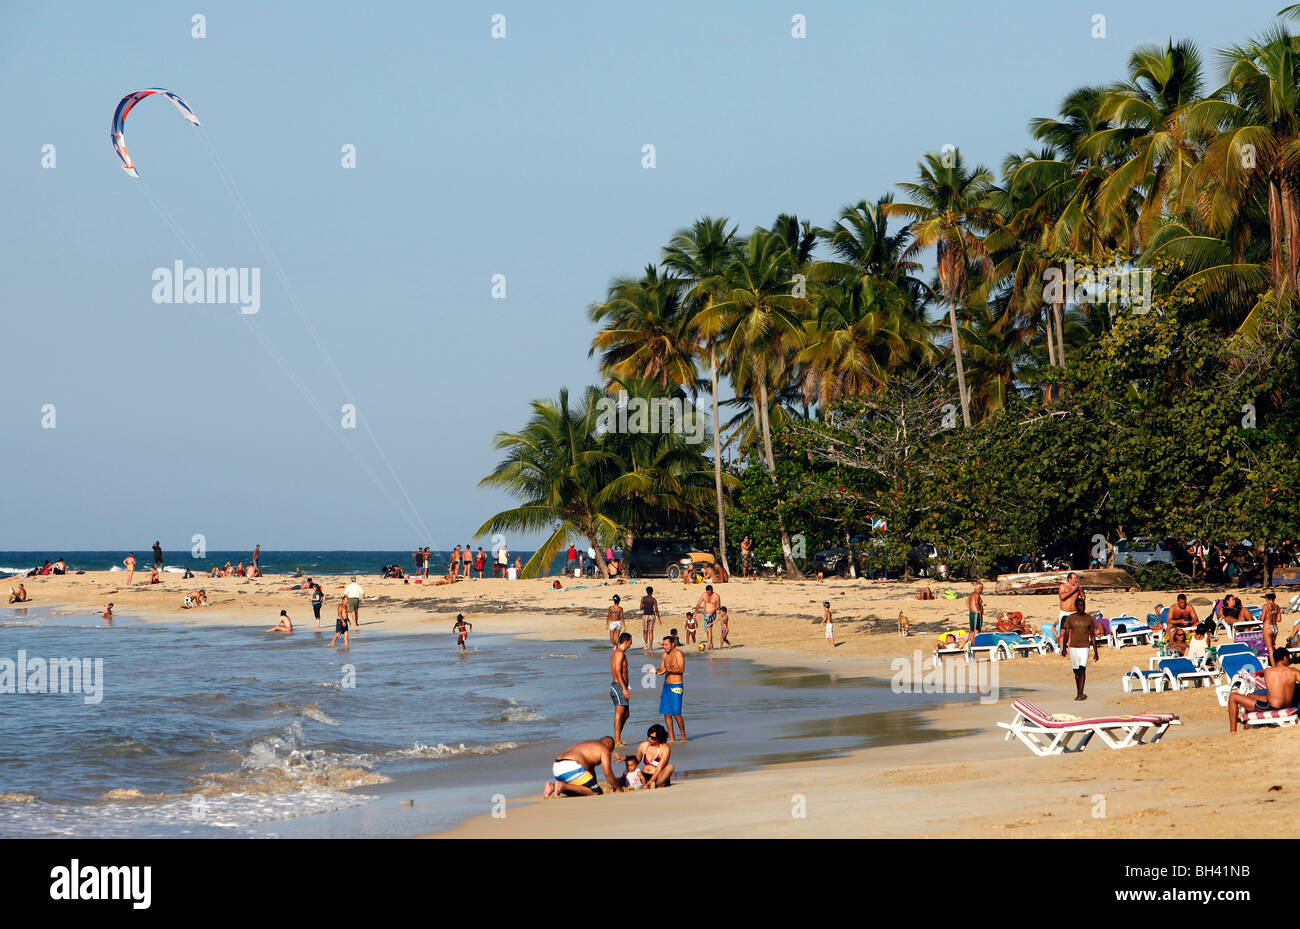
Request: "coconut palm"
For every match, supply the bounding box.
[699,229,813,576]
[885,150,1000,427]
[662,217,740,574]
[588,266,696,391]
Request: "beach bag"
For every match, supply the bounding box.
[552,579,562,589]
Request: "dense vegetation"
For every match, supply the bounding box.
[482,15,1300,579]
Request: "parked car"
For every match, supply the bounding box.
[1115,536,1173,567]
[813,535,871,578]
[624,538,700,579]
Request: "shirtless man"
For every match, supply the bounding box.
[606,595,624,645]
[609,632,633,745]
[1060,597,1099,700]
[543,736,623,797]
[1228,649,1300,731]
[449,545,462,580]
[657,635,686,741]
[966,582,984,634]
[1261,593,1283,663]
[1057,573,1084,621]
[740,535,754,578]
[8,584,28,604]
[694,584,721,651]
[639,586,661,649]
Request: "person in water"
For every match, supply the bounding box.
[269,610,293,634]
[452,614,473,651]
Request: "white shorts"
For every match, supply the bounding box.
[825,623,834,639]
[609,621,622,631]
[1068,647,1091,670]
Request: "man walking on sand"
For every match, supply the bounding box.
[1058,572,1085,621]
[656,635,686,741]
[639,586,661,649]
[694,584,721,651]
[966,582,984,633]
[610,632,633,746]
[1060,597,1099,700]
[344,576,364,633]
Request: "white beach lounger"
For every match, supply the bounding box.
[1240,706,1299,728]
[966,633,1010,663]
[1159,657,1220,690]
[1122,666,1166,693]
[997,699,1180,756]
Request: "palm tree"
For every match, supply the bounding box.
[476,387,622,578]
[662,217,739,575]
[588,266,696,391]
[700,229,812,576]
[1092,40,1207,246]
[885,150,999,427]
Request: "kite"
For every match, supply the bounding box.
[110,89,201,177]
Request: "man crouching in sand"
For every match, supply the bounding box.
[544,736,624,797]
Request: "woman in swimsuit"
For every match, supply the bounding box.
[636,724,675,788]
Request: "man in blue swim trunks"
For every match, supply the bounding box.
[543,736,623,797]
[694,584,721,651]
[656,635,686,741]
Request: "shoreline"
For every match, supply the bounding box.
[7,571,1294,837]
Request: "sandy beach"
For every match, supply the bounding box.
[12,568,1291,838]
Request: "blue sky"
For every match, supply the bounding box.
[0,0,1281,550]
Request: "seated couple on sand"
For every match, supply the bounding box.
[543,726,676,798]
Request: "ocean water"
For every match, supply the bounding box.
[0,550,552,579]
[0,604,981,838]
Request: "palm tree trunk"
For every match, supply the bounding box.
[708,346,731,576]
[1044,305,1058,367]
[757,374,802,578]
[948,301,972,428]
[1283,176,1300,293]
[1053,298,1066,366]
[1269,178,1284,293]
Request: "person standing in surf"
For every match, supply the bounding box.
[656,635,686,741]
[452,613,472,652]
[610,632,633,745]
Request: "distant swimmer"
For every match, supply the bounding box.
[542,736,623,798]
[328,597,350,648]
[606,595,624,646]
[610,632,633,746]
[102,602,114,622]
[269,609,293,634]
[453,613,473,651]
[656,635,686,741]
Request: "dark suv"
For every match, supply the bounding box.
[813,535,871,578]
[624,538,699,579]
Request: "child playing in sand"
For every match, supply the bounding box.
[622,754,644,790]
[684,611,697,645]
[269,610,293,634]
[719,606,732,647]
[102,602,114,621]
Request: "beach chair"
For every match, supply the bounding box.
[1214,654,1266,707]
[997,699,1181,756]
[994,632,1048,657]
[933,639,968,665]
[1159,657,1220,690]
[1108,615,1152,648]
[1239,706,1299,728]
[1121,666,1166,693]
[967,633,1011,662]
